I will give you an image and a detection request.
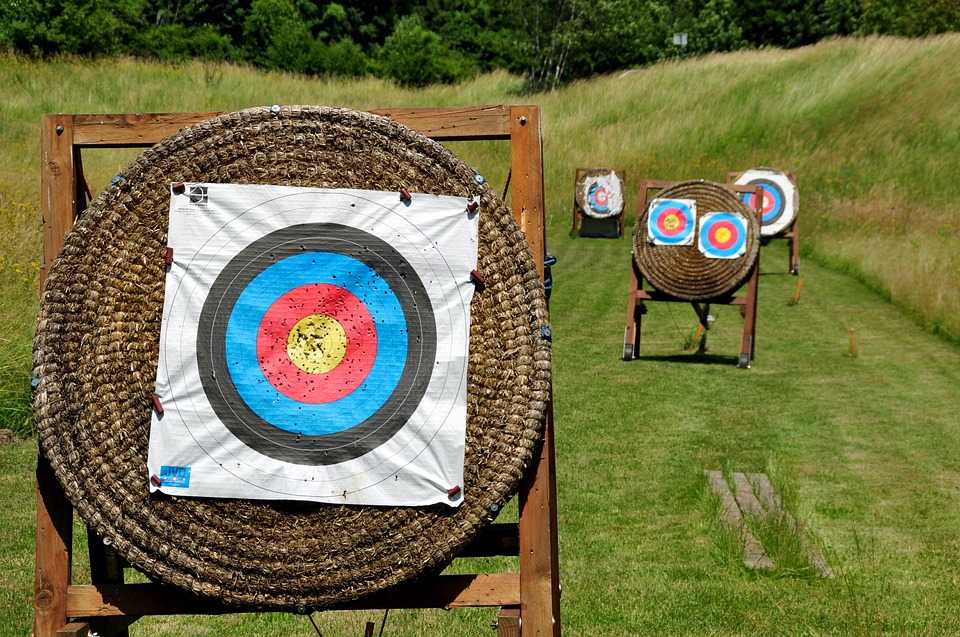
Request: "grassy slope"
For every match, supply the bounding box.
[1,35,960,635]
[4,244,960,636]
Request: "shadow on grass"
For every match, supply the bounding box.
[631,353,740,366]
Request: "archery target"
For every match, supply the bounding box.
[735,168,797,237]
[647,198,696,245]
[698,211,749,259]
[580,172,624,219]
[147,183,478,507]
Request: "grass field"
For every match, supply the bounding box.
[2,34,960,635]
[4,243,960,635]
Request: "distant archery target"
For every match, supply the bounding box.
[197,224,437,466]
[735,168,797,237]
[579,171,624,219]
[698,212,748,259]
[647,198,696,245]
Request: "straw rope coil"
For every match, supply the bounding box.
[633,180,759,300]
[33,106,550,609]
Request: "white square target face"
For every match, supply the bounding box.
[147,183,479,507]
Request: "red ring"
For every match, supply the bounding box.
[594,187,608,205]
[749,191,776,214]
[707,221,739,250]
[256,284,377,404]
[655,208,688,236]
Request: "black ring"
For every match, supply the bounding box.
[196,223,437,466]
[747,178,785,227]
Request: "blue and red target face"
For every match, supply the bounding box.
[697,212,748,259]
[587,182,610,214]
[197,223,437,465]
[740,179,785,226]
[648,198,696,245]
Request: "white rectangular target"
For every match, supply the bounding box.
[147,183,479,507]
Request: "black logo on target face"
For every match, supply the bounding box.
[196,223,437,466]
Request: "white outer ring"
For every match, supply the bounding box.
[735,168,797,237]
[581,173,624,219]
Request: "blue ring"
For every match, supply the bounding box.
[648,200,695,245]
[224,252,407,436]
[587,182,610,215]
[740,181,784,224]
[699,213,747,258]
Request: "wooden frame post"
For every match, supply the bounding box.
[35,106,561,637]
[623,180,762,368]
[726,170,800,276]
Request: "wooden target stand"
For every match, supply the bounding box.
[622,180,764,369]
[35,106,560,637]
[725,171,800,276]
[570,168,625,238]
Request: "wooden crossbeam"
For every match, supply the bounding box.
[66,574,520,618]
[69,105,512,148]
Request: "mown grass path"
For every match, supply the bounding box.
[3,240,959,636]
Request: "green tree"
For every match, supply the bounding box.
[378,15,475,86]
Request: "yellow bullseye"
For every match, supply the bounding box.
[286,314,347,375]
[714,227,733,244]
[663,213,680,231]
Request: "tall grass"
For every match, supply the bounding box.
[1,35,959,434]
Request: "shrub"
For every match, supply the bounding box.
[378,15,476,87]
[137,24,236,62]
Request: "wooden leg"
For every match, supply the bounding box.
[738,265,760,367]
[55,622,89,637]
[517,400,561,637]
[789,223,799,275]
[697,303,710,354]
[88,529,133,637]
[623,266,641,360]
[497,606,521,637]
[34,455,73,637]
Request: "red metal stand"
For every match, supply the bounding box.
[726,171,800,276]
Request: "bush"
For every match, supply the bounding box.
[0,0,142,56]
[378,15,476,87]
[137,24,236,62]
[309,37,369,77]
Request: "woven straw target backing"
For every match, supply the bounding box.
[33,106,550,608]
[633,180,759,300]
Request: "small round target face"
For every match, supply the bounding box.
[698,212,748,259]
[740,179,784,225]
[197,224,437,466]
[648,198,696,245]
[588,182,610,214]
[580,173,623,219]
[735,169,797,237]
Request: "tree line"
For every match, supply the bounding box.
[2,0,958,90]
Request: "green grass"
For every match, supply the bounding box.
[4,243,960,636]
[2,35,960,635]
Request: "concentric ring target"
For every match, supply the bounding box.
[648,198,696,245]
[735,168,797,237]
[577,170,623,219]
[33,105,551,610]
[698,212,748,259]
[197,224,436,465]
[633,180,760,300]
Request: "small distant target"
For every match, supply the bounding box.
[735,169,797,237]
[698,212,748,259]
[647,198,696,246]
[580,173,624,219]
